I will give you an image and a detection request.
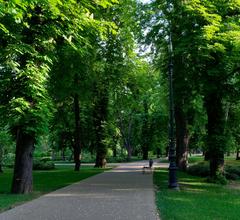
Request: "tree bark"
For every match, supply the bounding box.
[0,147,3,173]
[11,129,35,194]
[175,106,189,171]
[205,93,225,178]
[236,149,240,160]
[126,142,132,161]
[142,99,149,160]
[204,151,210,161]
[73,93,81,171]
[113,148,117,158]
[94,88,108,168]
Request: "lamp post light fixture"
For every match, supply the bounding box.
[168,25,179,189]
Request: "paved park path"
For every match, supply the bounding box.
[0,161,161,220]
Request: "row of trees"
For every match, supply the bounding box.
[143,0,240,180]
[0,0,169,194]
[1,0,239,194]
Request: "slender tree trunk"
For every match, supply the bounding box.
[0,147,3,173]
[204,151,210,161]
[236,149,240,160]
[11,129,35,194]
[126,141,132,161]
[157,148,161,158]
[205,93,225,178]
[113,148,117,158]
[61,148,65,161]
[175,106,189,171]
[142,99,149,160]
[165,146,169,157]
[74,93,81,171]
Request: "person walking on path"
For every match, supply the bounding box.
[149,158,153,168]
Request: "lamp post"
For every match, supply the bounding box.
[168,16,178,189]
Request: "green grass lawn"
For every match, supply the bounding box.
[0,165,107,212]
[154,169,240,220]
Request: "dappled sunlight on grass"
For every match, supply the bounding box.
[165,196,192,203]
[0,166,106,212]
[154,168,240,220]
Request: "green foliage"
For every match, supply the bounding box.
[2,153,15,168]
[187,160,240,181]
[33,158,55,170]
[187,161,210,177]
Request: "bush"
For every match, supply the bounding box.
[187,162,240,180]
[187,161,210,177]
[3,153,15,168]
[33,158,55,170]
[225,166,240,180]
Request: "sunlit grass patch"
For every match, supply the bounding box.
[154,168,240,220]
[0,166,107,212]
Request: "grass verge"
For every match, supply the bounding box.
[0,165,107,212]
[154,168,240,220]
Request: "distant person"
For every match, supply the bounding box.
[149,159,153,168]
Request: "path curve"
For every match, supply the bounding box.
[0,161,160,220]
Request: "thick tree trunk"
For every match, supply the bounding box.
[11,129,35,194]
[205,93,225,178]
[74,93,81,171]
[94,89,108,168]
[175,106,189,171]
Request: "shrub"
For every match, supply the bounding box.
[187,162,240,181]
[187,161,210,177]
[225,166,240,180]
[3,153,15,168]
[33,159,55,170]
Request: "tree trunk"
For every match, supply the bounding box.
[73,93,81,171]
[204,151,210,161]
[205,93,225,179]
[165,146,169,157]
[175,106,189,171]
[61,147,65,161]
[113,148,117,158]
[11,129,35,194]
[126,142,132,161]
[94,88,108,168]
[156,148,161,158]
[236,149,240,160]
[0,147,3,173]
[142,99,149,160]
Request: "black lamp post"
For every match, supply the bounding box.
[168,19,178,189]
